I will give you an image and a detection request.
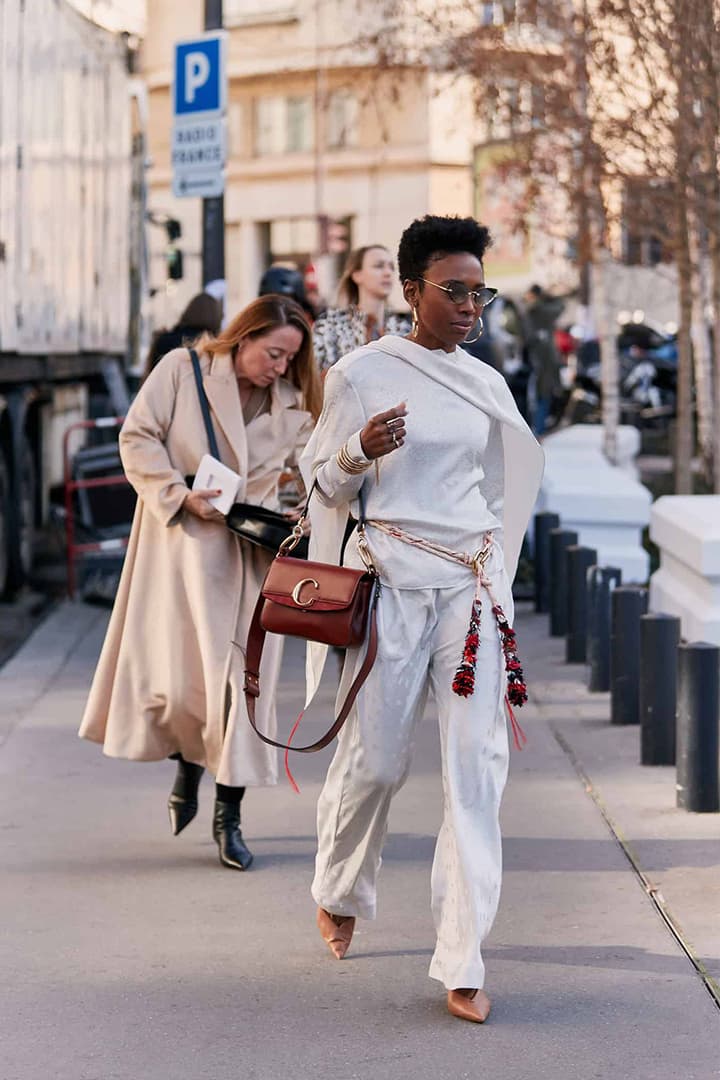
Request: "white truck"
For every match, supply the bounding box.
[0,0,147,592]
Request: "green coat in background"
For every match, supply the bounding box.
[525,295,565,400]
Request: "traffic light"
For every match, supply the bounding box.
[166,247,184,280]
[165,218,183,279]
[165,218,181,242]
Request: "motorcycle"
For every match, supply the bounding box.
[560,322,678,428]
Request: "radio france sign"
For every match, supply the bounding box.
[172,31,226,198]
[172,119,226,197]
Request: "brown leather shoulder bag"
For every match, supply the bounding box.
[244,483,380,754]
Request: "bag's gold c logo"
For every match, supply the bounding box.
[291,577,320,607]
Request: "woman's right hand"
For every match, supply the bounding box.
[183,489,225,523]
[359,402,407,460]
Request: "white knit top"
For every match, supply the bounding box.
[309,338,504,589]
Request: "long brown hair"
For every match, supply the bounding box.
[336,244,390,307]
[195,295,322,420]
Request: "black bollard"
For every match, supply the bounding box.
[610,587,648,725]
[639,613,680,765]
[587,565,622,691]
[534,511,560,614]
[565,545,598,663]
[676,642,720,812]
[549,528,578,638]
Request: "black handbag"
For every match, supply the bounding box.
[226,501,308,557]
[189,348,308,557]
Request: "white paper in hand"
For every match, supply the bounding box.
[192,454,243,515]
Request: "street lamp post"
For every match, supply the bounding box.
[203,0,225,294]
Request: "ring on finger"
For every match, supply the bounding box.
[391,431,399,447]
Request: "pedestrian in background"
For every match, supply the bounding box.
[523,283,565,436]
[79,296,321,871]
[301,215,543,1023]
[312,244,410,372]
[144,292,222,378]
[259,264,319,323]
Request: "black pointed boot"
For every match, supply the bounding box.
[212,793,253,871]
[167,755,205,836]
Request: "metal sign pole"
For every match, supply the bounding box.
[203,0,225,293]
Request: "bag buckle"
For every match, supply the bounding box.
[244,671,260,697]
[356,527,378,575]
[278,519,306,556]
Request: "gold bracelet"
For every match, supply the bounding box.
[336,441,371,475]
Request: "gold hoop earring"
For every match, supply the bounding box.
[463,316,484,344]
[411,307,419,338]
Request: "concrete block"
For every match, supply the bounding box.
[649,496,720,645]
[542,424,642,477]
[537,426,652,582]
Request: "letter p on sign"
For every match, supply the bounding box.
[185,52,210,104]
[173,35,224,118]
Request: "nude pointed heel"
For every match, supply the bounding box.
[447,988,491,1024]
[316,906,356,960]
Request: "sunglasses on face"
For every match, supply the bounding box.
[421,278,498,308]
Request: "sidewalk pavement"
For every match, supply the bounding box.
[1,600,718,1080]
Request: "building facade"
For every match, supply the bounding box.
[142,0,487,322]
[142,0,680,331]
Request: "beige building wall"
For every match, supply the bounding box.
[142,0,483,327]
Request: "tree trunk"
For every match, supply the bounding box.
[673,3,695,494]
[705,5,720,493]
[594,251,619,464]
[713,239,720,493]
[689,224,714,485]
[674,185,695,493]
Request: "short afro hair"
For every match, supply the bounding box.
[397,215,492,281]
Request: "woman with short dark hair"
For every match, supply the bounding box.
[80,296,321,871]
[312,244,410,372]
[301,215,543,1023]
[144,292,222,379]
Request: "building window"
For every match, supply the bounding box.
[327,90,358,150]
[481,1,551,27]
[225,1,298,25]
[481,3,500,27]
[254,97,285,156]
[286,96,314,153]
[254,96,314,156]
[481,1,521,25]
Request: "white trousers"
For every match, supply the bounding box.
[312,542,511,991]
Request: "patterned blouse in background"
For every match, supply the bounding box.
[312,306,411,372]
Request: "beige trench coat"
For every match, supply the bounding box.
[79,347,313,786]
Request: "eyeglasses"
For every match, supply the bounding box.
[421,278,498,308]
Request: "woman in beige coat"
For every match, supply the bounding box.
[79,296,321,870]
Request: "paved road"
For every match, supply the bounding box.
[1,602,718,1080]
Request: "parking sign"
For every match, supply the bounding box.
[172,32,226,197]
[173,32,226,119]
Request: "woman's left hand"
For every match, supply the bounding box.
[183,489,226,523]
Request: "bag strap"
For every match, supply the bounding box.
[243,576,380,753]
[189,348,221,460]
[293,477,367,527]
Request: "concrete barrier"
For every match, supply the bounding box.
[649,495,720,645]
[543,424,643,477]
[536,425,652,582]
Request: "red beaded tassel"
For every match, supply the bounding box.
[452,594,529,741]
[492,604,528,708]
[451,597,482,697]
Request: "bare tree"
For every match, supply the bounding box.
[358,0,720,490]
